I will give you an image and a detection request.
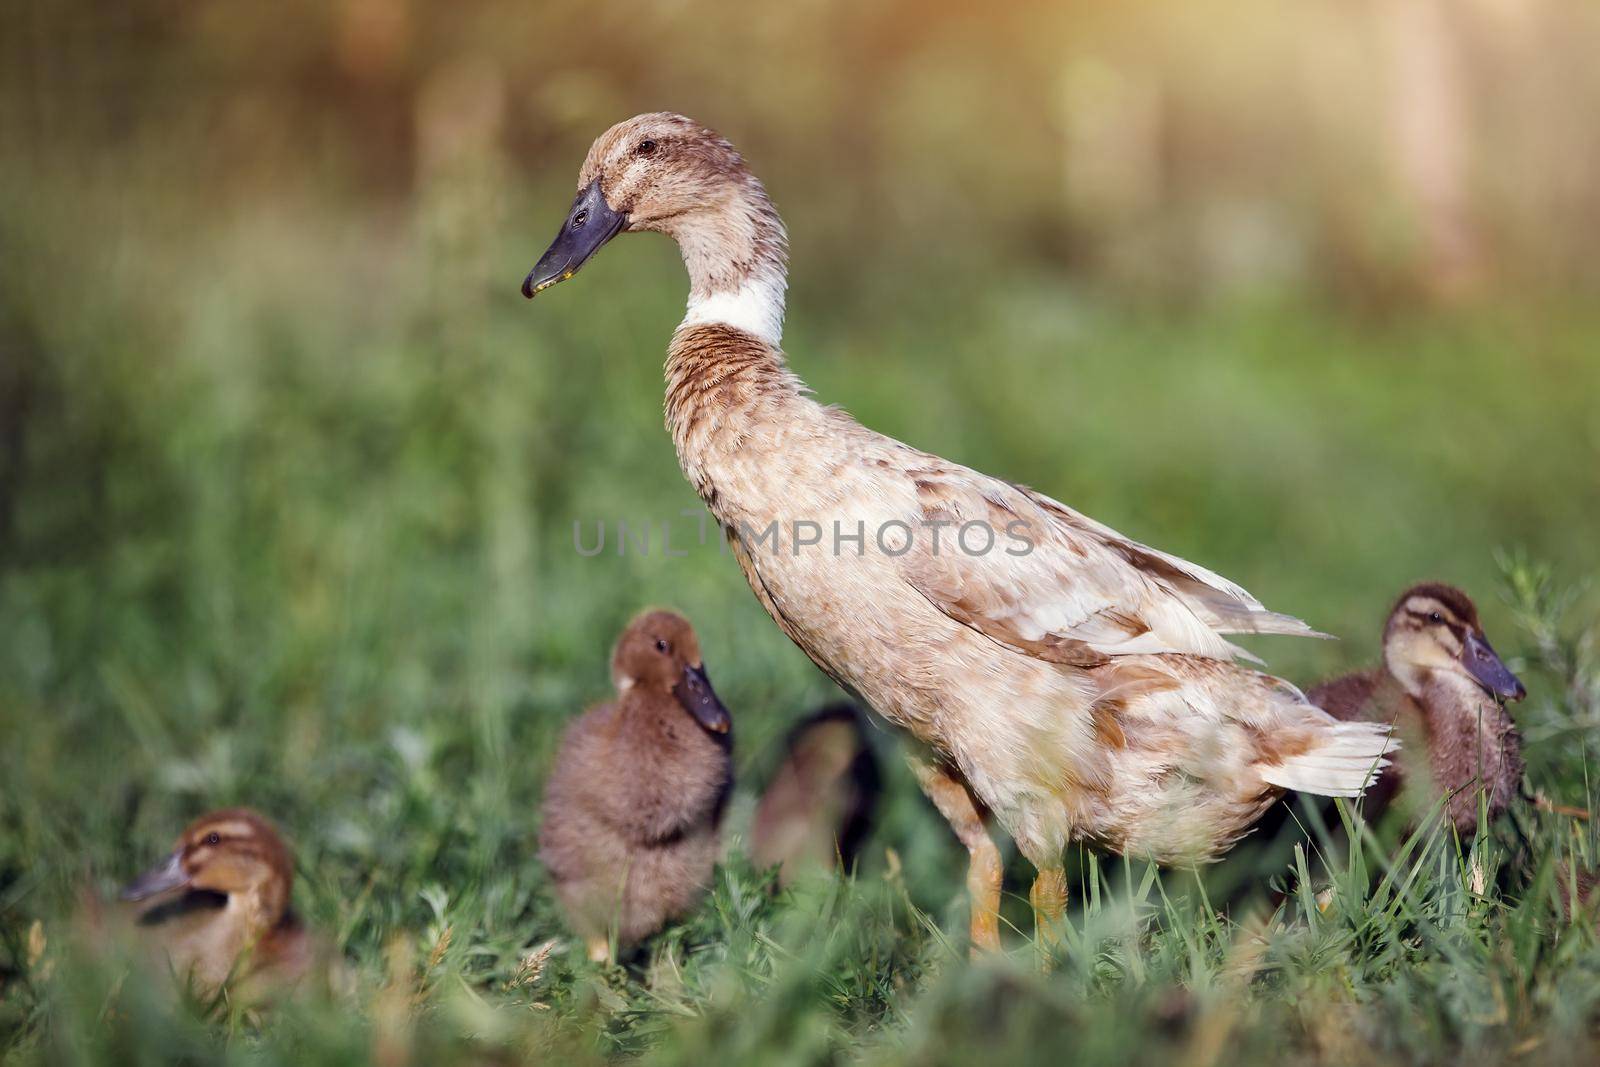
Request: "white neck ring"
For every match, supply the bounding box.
[680,275,786,345]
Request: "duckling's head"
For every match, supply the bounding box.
[1382,583,1526,703]
[121,808,293,921]
[612,609,732,735]
[523,113,783,307]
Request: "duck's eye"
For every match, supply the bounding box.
[205,832,220,846]
[654,638,670,653]
[636,139,657,156]
[1428,612,1443,624]
[572,209,588,228]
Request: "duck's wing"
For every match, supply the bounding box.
[897,465,1326,665]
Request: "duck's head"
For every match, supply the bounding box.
[1382,583,1526,703]
[121,808,293,920]
[522,113,782,304]
[612,608,732,735]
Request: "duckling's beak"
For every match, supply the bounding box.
[674,663,731,734]
[1462,631,1526,702]
[120,851,190,901]
[522,179,627,298]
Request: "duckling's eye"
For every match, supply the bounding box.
[572,209,588,228]
[204,832,220,846]
[1428,612,1443,624]
[636,139,657,156]
[654,638,670,654]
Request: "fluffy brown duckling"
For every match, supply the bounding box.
[120,808,316,1002]
[750,703,881,885]
[539,609,733,961]
[1309,582,1527,835]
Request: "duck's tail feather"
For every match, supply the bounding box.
[1215,608,1335,640]
[1259,720,1398,798]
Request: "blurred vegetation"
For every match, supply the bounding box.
[3,0,1600,1063]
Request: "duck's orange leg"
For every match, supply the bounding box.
[1029,866,1068,969]
[909,757,1002,956]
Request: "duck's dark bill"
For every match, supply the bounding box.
[675,663,732,734]
[1462,632,1526,702]
[120,851,190,901]
[522,179,626,298]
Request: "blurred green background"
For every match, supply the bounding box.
[3,0,1600,1063]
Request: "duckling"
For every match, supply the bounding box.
[539,609,733,961]
[120,808,315,1001]
[519,113,1393,954]
[1308,582,1525,835]
[750,703,882,885]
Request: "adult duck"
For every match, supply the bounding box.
[521,113,1394,952]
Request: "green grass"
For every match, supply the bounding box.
[4,159,1600,1064]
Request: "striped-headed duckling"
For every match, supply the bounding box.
[1310,582,1526,835]
[121,808,316,1001]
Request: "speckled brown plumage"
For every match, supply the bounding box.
[538,610,733,959]
[521,113,1396,957]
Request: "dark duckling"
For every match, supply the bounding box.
[750,703,881,885]
[539,609,733,961]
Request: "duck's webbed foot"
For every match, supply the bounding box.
[908,756,1002,957]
